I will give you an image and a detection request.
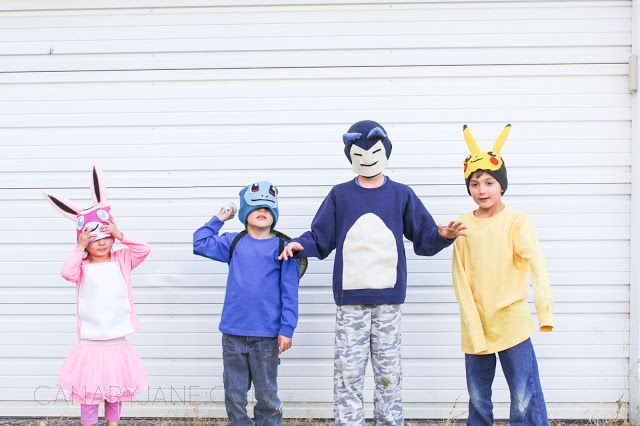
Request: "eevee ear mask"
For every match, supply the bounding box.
[463,124,511,195]
[43,163,115,241]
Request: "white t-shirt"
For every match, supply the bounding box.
[78,262,134,340]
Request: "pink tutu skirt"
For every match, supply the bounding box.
[58,338,148,404]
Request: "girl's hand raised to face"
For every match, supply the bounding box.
[99,220,123,240]
[76,227,97,250]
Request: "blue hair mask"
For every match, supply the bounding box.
[238,181,280,228]
[343,120,392,177]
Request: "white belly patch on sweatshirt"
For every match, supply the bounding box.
[342,213,398,290]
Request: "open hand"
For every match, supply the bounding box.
[278,335,292,353]
[76,227,98,250]
[278,242,304,260]
[438,221,467,240]
[99,220,123,240]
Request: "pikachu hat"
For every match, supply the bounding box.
[463,124,511,194]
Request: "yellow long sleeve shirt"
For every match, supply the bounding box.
[452,206,554,354]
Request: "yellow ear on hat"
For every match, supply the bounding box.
[463,124,511,179]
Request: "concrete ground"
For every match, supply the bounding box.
[0,419,468,426]
[0,419,628,426]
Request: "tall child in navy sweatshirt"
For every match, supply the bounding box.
[280,120,466,425]
[194,181,299,426]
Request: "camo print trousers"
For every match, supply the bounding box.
[334,304,403,426]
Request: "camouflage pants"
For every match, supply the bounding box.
[334,304,403,426]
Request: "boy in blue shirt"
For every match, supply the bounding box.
[194,181,300,426]
[280,120,466,425]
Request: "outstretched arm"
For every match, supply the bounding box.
[280,191,337,261]
[403,189,458,256]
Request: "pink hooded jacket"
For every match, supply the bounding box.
[60,234,150,339]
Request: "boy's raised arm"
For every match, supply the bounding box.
[193,215,234,263]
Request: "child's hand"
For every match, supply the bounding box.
[278,335,292,353]
[278,242,304,260]
[438,220,467,240]
[216,205,236,222]
[76,227,97,250]
[100,220,123,240]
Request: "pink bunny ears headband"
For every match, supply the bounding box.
[42,164,115,241]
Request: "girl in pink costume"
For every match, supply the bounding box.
[43,164,150,426]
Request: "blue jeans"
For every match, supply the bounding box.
[465,338,548,426]
[222,333,282,426]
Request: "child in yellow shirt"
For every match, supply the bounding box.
[452,124,554,425]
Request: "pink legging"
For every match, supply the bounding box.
[80,400,121,425]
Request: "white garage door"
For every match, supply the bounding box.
[0,0,631,420]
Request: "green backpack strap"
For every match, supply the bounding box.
[273,230,308,279]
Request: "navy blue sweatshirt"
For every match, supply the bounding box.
[293,178,451,305]
[193,217,300,338]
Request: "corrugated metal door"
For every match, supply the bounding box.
[0,0,631,420]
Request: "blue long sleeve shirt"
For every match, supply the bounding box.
[193,217,300,338]
[293,178,451,306]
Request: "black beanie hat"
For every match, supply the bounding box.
[465,165,508,195]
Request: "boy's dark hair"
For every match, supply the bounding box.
[229,230,307,278]
[465,168,508,195]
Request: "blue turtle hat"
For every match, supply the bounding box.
[238,181,279,228]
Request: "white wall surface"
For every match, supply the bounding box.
[0,0,632,420]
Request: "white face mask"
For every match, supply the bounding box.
[349,141,388,177]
